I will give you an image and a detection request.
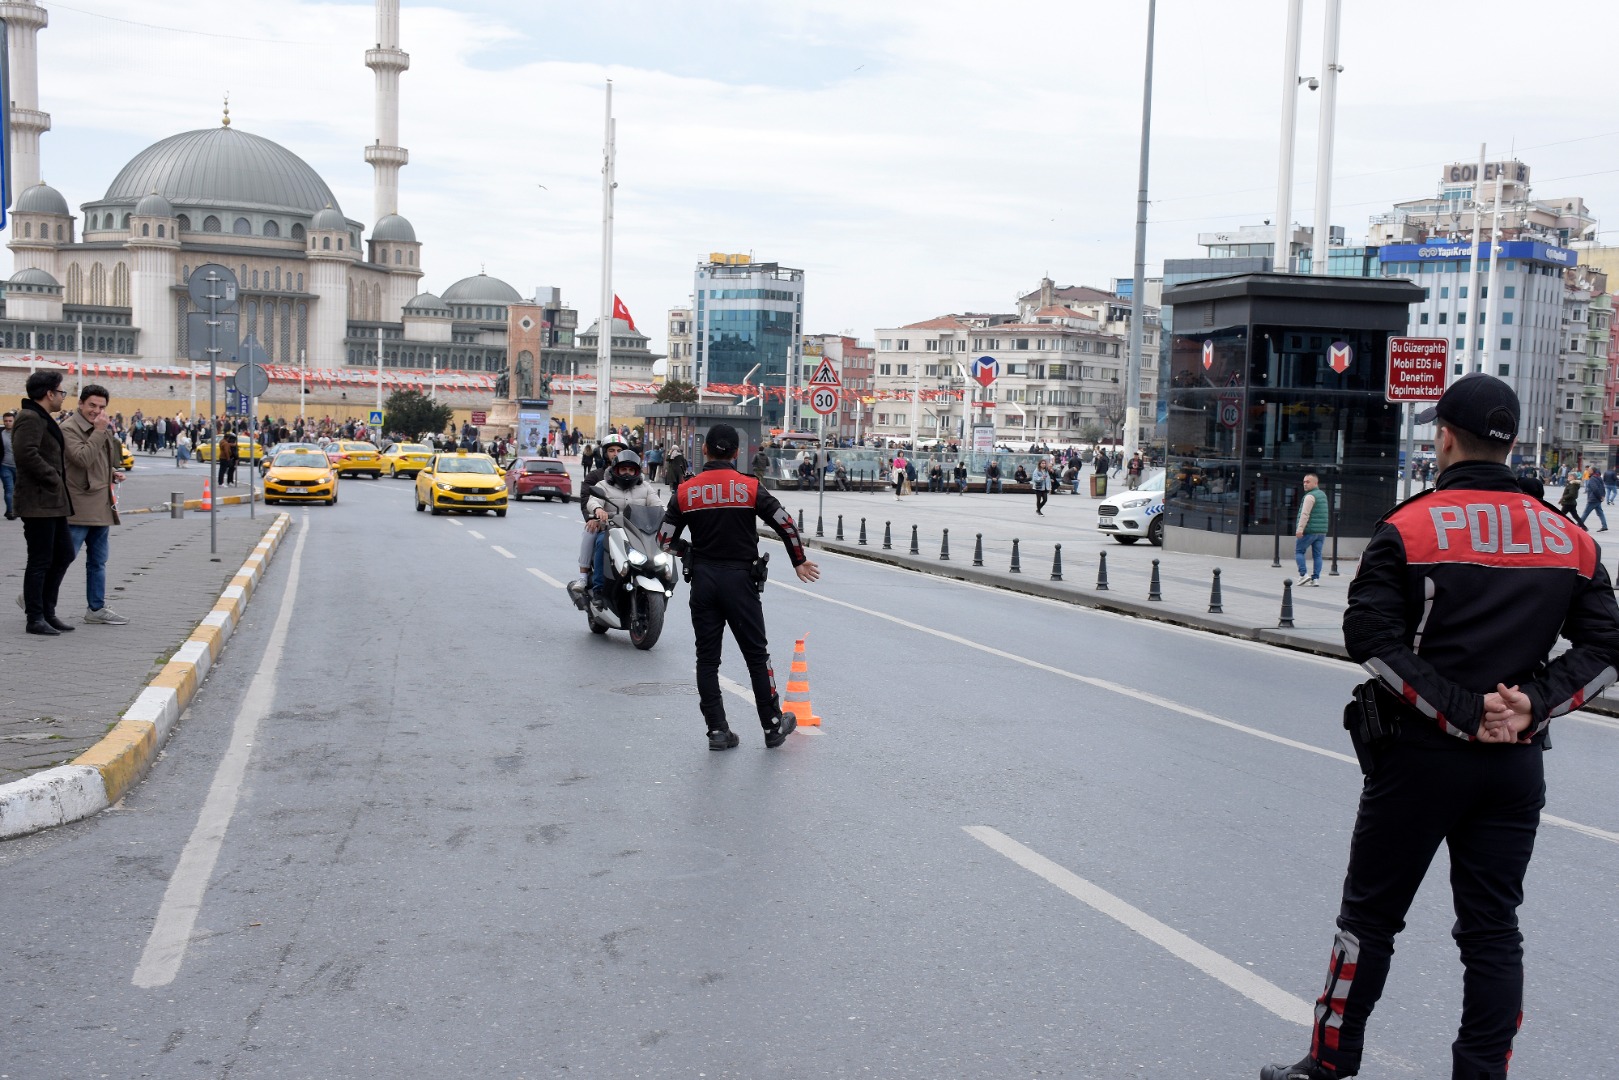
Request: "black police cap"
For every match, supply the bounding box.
[1414,372,1519,444]
[704,423,739,457]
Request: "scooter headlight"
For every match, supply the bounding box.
[627,549,649,566]
[653,552,672,570]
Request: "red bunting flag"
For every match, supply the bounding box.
[612,295,637,332]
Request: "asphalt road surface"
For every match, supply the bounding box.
[2,473,1615,1078]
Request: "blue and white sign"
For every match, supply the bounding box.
[1379,240,1575,267]
[369,409,384,427]
[970,356,999,388]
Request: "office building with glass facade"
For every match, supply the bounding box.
[693,255,804,429]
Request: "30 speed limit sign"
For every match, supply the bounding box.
[809,387,839,415]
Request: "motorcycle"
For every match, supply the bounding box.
[570,492,679,649]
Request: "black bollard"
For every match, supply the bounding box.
[973,533,984,567]
[1148,558,1163,601]
[1272,499,1283,569]
[940,528,951,561]
[816,514,824,538]
[1208,568,1224,614]
[1010,538,1022,574]
[1278,580,1296,628]
[1050,543,1063,581]
[800,508,806,533]
[909,524,920,555]
[859,517,868,546]
[883,521,893,550]
[1096,550,1110,591]
[836,514,844,541]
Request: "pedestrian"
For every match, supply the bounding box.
[12,371,77,635]
[219,430,239,486]
[749,444,771,480]
[657,424,820,751]
[953,459,968,494]
[1262,373,1619,1080]
[175,429,191,467]
[1032,458,1051,515]
[1579,467,1607,532]
[891,452,908,498]
[1126,452,1144,490]
[646,442,664,483]
[1604,466,1617,505]
[984,458,1002,493]
[1558,471,1581,520]
[1294,471,1328,586]
[62,383,129,626]
[665,446,687,490]
[1,409,16,520]
[927,459,943,493]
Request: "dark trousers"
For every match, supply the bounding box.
[688,561,779,733]
[22,515,75,621]
[1034,489,1049,514]
[1310,740,1544,1079]
[219,459,237,485]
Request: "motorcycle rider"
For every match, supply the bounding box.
[567,433,627,604]
[577,449,661,612]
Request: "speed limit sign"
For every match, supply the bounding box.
[809,387,839,415]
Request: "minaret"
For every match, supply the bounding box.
[363,0,409,222]
[2,1,51,197]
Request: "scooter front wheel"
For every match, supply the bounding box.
[628,591,666,650]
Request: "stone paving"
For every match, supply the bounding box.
[0,507,275,780]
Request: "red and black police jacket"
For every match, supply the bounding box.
[659,461,807,567]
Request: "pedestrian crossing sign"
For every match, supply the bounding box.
[369,409,384,426]
[808,358,841,387]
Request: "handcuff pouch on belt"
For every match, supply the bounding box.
[1344,678,1401,775]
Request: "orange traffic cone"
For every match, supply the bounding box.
[782,637,821,726]
[200,478,213,511]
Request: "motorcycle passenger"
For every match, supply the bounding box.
[580,450,661,610]
[568,433,627,604]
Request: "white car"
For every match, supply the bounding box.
[1097,470,1165,546]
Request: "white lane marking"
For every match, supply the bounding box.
[965,826,1312,1026]
[133,517,311,989]
[774,578,1619,846]
[771,579,1355,765]
[720,674,752,702]
[526,567,565,589]
[491,545,515,559]
[448,519,462,527]
[467,530,485,540]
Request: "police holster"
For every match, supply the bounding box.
[1343,679,1400,776]
[750,553,770,595]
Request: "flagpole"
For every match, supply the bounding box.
[595,79,616,439]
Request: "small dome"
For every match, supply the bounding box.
[135,190,175,217]
[442,272,521,304]
[582,317,646,341]
[311,204,346,230]
[14,183,69,216]
[372,213,416,243]
[404,291,451,315]
[10,267,61,288]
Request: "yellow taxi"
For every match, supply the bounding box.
[415,450,507,517]
[381,442,433,479]
[263,448,339,505]
[117,439,134,470]
[195,437,265,463]
[327,440,383,478]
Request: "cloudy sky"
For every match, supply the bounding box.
[30,0,1619,352]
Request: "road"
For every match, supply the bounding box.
[1,470,1615,1078]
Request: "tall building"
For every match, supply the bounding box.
[692,253,804,428]
[666,306,693,383]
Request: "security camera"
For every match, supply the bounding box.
[1306,76,1320,91]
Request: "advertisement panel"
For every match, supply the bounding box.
[517,403,551,453]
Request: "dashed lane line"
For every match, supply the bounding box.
[526,567,565,588]
[491,545,515,559]
[964,826,1313,1027]
[467,529,485,540]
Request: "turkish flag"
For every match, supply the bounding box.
[612,295,637,332]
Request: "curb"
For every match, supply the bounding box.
[123,492,264,516]
[0,513,294,839]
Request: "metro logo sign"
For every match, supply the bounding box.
[1385,337,1448,403]
[1329,341,1353,374]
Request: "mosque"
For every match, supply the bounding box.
[0,0,657,425]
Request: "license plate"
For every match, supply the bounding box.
[464,494,487,502]
[287,487,307,494]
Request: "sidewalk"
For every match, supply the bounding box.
[0,513,274,782]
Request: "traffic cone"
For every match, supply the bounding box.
[200,478,213,511]
[781,637,821,727]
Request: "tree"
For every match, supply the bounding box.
[655,379,699,403]
[1077,421,1105,445]
[1097,393,1128,445]
[384,390,453,439]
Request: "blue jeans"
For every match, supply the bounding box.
[591,530,609,591]
[1295,533,1324,579]
[1581,499,1608,530]
[68,524,109,610]
[0,463,14,515]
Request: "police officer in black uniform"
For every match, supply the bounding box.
[658,424,820,751]
[1263,374,1619,1080]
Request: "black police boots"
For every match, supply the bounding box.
[1260,1057,1335,1080]
[764,712,797,748]
[708,729,739,751]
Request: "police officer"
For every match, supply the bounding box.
[659,424,820,751]
[1262,374,1619,1080]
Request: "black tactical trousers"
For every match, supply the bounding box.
[1311,739,1544,1080]
[688,560,779,733]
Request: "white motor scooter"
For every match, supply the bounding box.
[573,493,679,649]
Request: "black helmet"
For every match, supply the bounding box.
[610,450,643,488]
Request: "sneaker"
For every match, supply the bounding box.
[764,712,797,748]
[565,579,588,611]
[1298,577,1318,587]
[1295,574,1312,587]
[707,729,739,751]
[1260,1058,1333,1080]
[85,607,129,625]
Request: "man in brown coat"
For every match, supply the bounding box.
[13,370,76,635]
[63,382,128,625]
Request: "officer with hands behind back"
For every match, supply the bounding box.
[659,424,819,752]
[1262,374,1619,1080]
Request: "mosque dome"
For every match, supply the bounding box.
[403,291,451,316]
[442,272,521,304]
[14,183,69,215]
[9,267,62,288]
[372,213,416,243]
[311,205,347,230]
[100,126,342,217]
[134,190,174,217]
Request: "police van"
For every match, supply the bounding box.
[1096,469,1165,546]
